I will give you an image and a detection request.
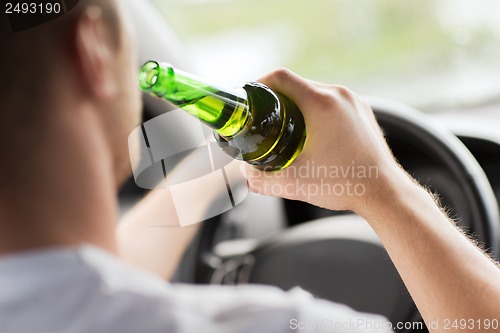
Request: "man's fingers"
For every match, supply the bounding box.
[258,68,310,92]
[257,68,350,121]
[257,68,320,111]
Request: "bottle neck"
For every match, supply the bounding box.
[139,61,249,137]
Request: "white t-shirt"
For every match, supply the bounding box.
[0,245,392,333]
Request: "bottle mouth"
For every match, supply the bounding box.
[138,61,161,90]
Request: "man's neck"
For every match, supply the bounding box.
[0,103,119,256]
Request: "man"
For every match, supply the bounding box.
[0,1,498,332]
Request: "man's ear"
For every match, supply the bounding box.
[73,6,117,100]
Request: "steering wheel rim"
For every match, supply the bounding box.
[367,96,500,254]
[187,97,500,331]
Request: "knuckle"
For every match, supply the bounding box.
[332,85,355,100]
[360,98,372,110]
[310,89,339,109]
[271,67,293,81]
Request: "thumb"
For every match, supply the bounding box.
[245,164,295,199]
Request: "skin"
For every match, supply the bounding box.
[247,70,500,332]
[0,1,498,332]
[0,1,197,280]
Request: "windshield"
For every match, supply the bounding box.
[151,0,500,112]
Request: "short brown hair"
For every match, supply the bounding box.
[0,0,120,108]
[0,0,120,184]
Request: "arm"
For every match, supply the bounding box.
[117,147,245,280]
[117,188,199,280]
[366,167,500,327]
[246,68,500,331]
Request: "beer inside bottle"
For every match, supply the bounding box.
[138,61,306,170]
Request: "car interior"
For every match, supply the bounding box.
[118,1,500,332]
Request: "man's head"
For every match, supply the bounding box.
[0,0,141,189]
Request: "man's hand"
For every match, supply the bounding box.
[246,68,500,332]
[246,68,407,215]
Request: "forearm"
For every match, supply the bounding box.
[117,189,199,280]
[360,165,500,331]
[117,151,244,280]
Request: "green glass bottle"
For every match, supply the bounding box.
[138,61,306,170]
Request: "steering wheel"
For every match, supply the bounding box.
[186,98,500,332]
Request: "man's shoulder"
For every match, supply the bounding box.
[0,245,393,333]
[77,245,171,297]
[0,246,177,333]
